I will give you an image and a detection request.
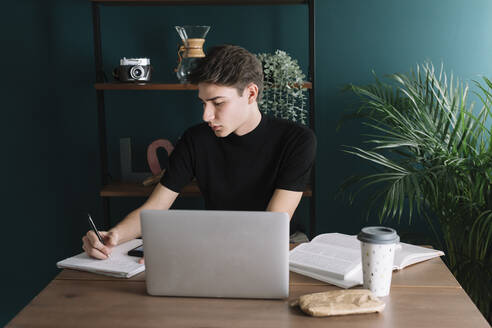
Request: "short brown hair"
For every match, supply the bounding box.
[188,44,264,102]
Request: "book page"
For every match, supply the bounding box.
[309,233,443,270]
[290,233,444,281]
[394,242,444,269]
[289,242,361,279]
[310,233,361,251]
[289,265,362,289]
[311,233,403,251]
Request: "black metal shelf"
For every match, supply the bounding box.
[91,0,316,237]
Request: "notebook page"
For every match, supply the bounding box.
[57,239,145,278]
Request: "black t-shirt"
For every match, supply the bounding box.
[160,113,317,211]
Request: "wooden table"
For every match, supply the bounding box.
[8,246,489,327]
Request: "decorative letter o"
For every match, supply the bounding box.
[147,139,174,175]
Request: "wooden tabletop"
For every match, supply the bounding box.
[54,256,461,288]
[55,243,462,288]
[7,246,488,327]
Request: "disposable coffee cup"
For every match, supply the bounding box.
[357,227,399,297]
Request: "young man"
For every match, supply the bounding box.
[82,45,316,259]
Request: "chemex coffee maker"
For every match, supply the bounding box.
[174,25,210,83]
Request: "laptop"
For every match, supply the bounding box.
[140,209,289,299]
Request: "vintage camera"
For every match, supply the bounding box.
[113,57,152,82]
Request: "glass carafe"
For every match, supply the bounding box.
[174,25,210,83]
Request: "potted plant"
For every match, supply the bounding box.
[339,62,492,321]
[257,50,308,125]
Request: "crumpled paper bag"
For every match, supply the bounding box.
[290,289,385,317]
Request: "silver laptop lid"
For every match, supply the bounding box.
[141,209,289,299]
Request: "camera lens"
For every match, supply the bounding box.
[130,65,145,80]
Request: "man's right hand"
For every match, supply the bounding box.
[80,184,178,260]
[82,230,119,259]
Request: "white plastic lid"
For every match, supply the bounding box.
[357,226,400,244]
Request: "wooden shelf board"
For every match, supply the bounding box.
[94,83,198,90]
[100,181,312,197]
[100,181,201,197]
[94,82,312,90]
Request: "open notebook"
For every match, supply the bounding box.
[56,239,145,278]
[289,233,444,288]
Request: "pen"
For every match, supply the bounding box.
[87,214,105,245]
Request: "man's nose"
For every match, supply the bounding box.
[202,103,215,122]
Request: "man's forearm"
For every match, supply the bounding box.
[266,188,303,221]
[109,183,180,244]
[110,208,143,244]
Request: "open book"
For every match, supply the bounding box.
[289,233,444,289]
[56,239,145,278]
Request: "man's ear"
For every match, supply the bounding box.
[245,83,259,104]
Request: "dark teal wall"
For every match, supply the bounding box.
[316,0,492,236]
[2,1,100,324]
[2,0,491,324]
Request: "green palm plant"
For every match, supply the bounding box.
[339,62,492,321]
